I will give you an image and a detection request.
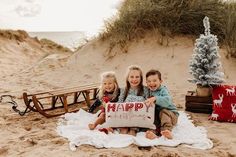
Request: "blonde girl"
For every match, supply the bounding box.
[88,71,120,130]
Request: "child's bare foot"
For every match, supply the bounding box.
[128,128,136,136]
[107,127,114,133]
[120,128,128,134]
[145,130,158,140]
[161,130,173,139]
[88,123,96,130]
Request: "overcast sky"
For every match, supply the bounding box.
[0,0,121,35]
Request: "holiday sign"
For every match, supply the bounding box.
[104,102,156,129]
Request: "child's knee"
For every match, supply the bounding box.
[100,112,105,117]
[159,109,169,117]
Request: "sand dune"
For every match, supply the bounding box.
[0,30,236,156]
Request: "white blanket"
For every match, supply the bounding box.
[56,109,213,151]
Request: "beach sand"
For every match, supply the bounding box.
[0,30,236,157]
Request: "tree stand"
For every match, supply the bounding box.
[196,85,212,97]
[185,91,212,113]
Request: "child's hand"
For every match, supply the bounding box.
[145,97,156,107]
[103,96,109,103]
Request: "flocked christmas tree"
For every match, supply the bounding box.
[189,16,224,87]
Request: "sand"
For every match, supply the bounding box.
[0,30,236,157]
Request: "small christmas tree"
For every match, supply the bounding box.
[189,16,224,87]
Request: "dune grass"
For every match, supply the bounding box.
[40,38,72,53]
[101,0,236,58]
[224,2,236,58]
[0,29,28,42]
[0,29,72,53]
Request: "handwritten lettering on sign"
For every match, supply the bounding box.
[104,102,156,129]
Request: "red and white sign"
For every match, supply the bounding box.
[104,102,156,129]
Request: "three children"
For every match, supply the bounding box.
[88,67,178,140]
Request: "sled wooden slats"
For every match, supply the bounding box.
[185,91,213,114]
[23,83,99,118]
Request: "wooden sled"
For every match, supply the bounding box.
[22,83,99,118]
[185,91,213,114]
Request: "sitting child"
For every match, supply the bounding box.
[118,65,149,136]
[144,69,179,139]
[88,71,120,131]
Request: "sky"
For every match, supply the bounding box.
[0,0,122,36]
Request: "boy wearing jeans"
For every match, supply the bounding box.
[145,69,178,139]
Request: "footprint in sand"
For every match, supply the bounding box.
[40,120,46,124]
[51,138,66,145]
[19,135,25,141]
[37,124,46,130]
[25,138,38,146]
[0,146,9,156]
[34,132,58,141]
[211,138,221,147]
[83,74,92,79]
[24,125,32,131]
[31,117,41,121]
[214,150,231,157]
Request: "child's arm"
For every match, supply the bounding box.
[154,87,173,108]
[117,88,125,102]
[144,86,155,106]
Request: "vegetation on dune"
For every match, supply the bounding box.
[40,38,72,53]
[0,29,28,42]
[224,3,236,58]
[0,29,72,53]
[101,0,236,58]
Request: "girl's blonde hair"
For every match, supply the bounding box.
[99,71,119,101]
[124,65,144,100]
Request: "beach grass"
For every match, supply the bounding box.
[101,0,236,57]
[224,2,236,58]
[40,38,72,53]
[0,29,28,42]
